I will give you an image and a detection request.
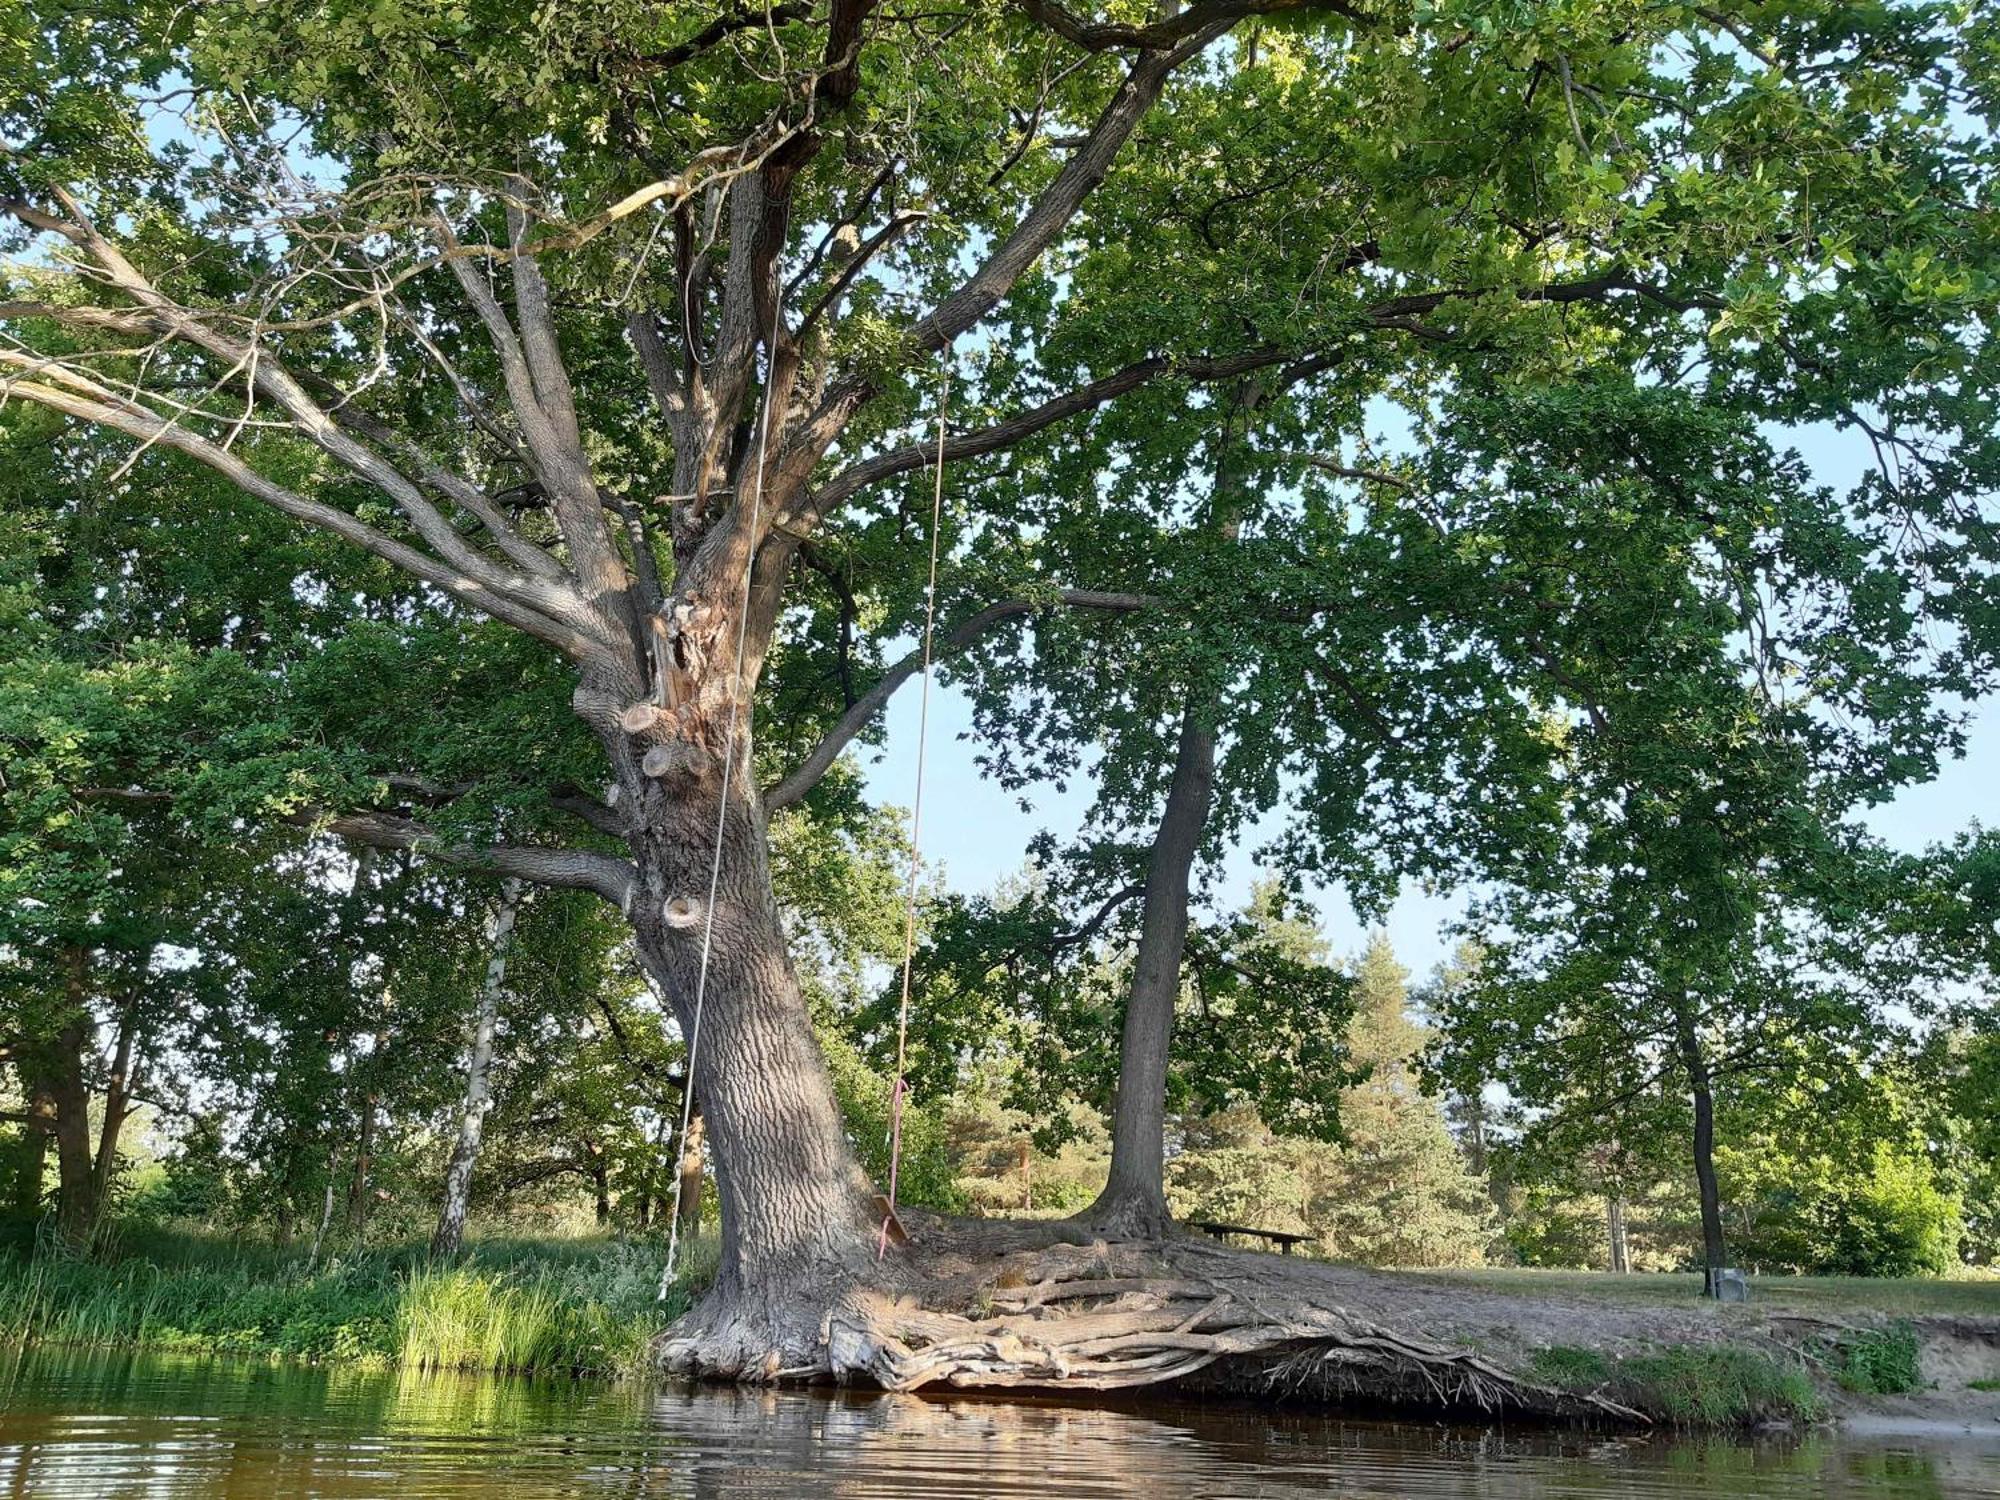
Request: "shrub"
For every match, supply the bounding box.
[1723,1140,1964,1277]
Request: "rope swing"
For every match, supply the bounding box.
[656,295,786,1302]
[880,359,950,1258]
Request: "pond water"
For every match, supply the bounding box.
[2,1348,1997,1499]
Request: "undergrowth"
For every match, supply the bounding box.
[1529,1343,1825,1427]
[0,1227,717,1377]
[1823,1323,1922,1395]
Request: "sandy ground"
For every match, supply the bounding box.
[1840,1324,2000,1437]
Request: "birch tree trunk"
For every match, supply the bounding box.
[347,1089,377,1239]
[431,878,526,1257]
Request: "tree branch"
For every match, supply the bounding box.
[0,368,604,660]
[14,192,563,621]
[630,2,815,73]
[806,347,1301,523]
[318,810,636,905]
[910,25,1225,354]
[1015,0,1365,53]
[435,206,633,639]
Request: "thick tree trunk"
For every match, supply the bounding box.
[1675,1006,1728,1295]
[1607,1194,1630,1274]
[432,879,525,1258]
[39,954,101,1251]
[618,735,881,1364]
[1082,705,1217,1238]
[591,1151,611,1226]
[48,1050,97,1249]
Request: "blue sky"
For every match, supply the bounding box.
[862,686,1997,981]
[859,421,1999,981]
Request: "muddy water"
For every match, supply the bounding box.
[1,1347,1996,1498]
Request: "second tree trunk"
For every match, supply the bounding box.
[1083,706,1217,1237]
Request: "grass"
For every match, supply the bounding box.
[1529,1343,1825,1427]
[0,1224,718,1377]
[1399,1266,2000,1317]
[1970,1378,2000,1392]
[1825,1323,1922,1396]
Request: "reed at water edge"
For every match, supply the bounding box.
[0,1226,721,1377]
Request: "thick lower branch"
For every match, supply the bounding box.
[319,812,634,904]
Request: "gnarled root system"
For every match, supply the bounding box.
[660,1229,1646,1424]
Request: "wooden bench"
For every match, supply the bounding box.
[1187,1219,1311,1255]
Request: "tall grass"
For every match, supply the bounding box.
[1530,1343,1825,1426]
[0,1228,718,1377]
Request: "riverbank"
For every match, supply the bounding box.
[1358,1261,2000,1429]
[794,1219,2000,1432]
[6,1227,1998,1432]
[0,1228,716,1377]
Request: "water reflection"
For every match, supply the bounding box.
[0,1347,1993,1498]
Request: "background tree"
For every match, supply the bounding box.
[1171,922,1489,1267]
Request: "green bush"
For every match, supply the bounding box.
[1500,1187,1607,1270]
[1722,1140,1964,1277]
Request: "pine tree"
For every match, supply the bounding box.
[1169,915,1492,1266]
[1309,936,1494,1267]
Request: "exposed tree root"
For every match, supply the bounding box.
[658,1227,1648,1424]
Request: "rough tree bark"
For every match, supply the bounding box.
[432,878,525,1257]
[616,740,883,1368]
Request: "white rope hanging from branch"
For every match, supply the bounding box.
[657,293,787,1302]
[880,356,950,1257]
